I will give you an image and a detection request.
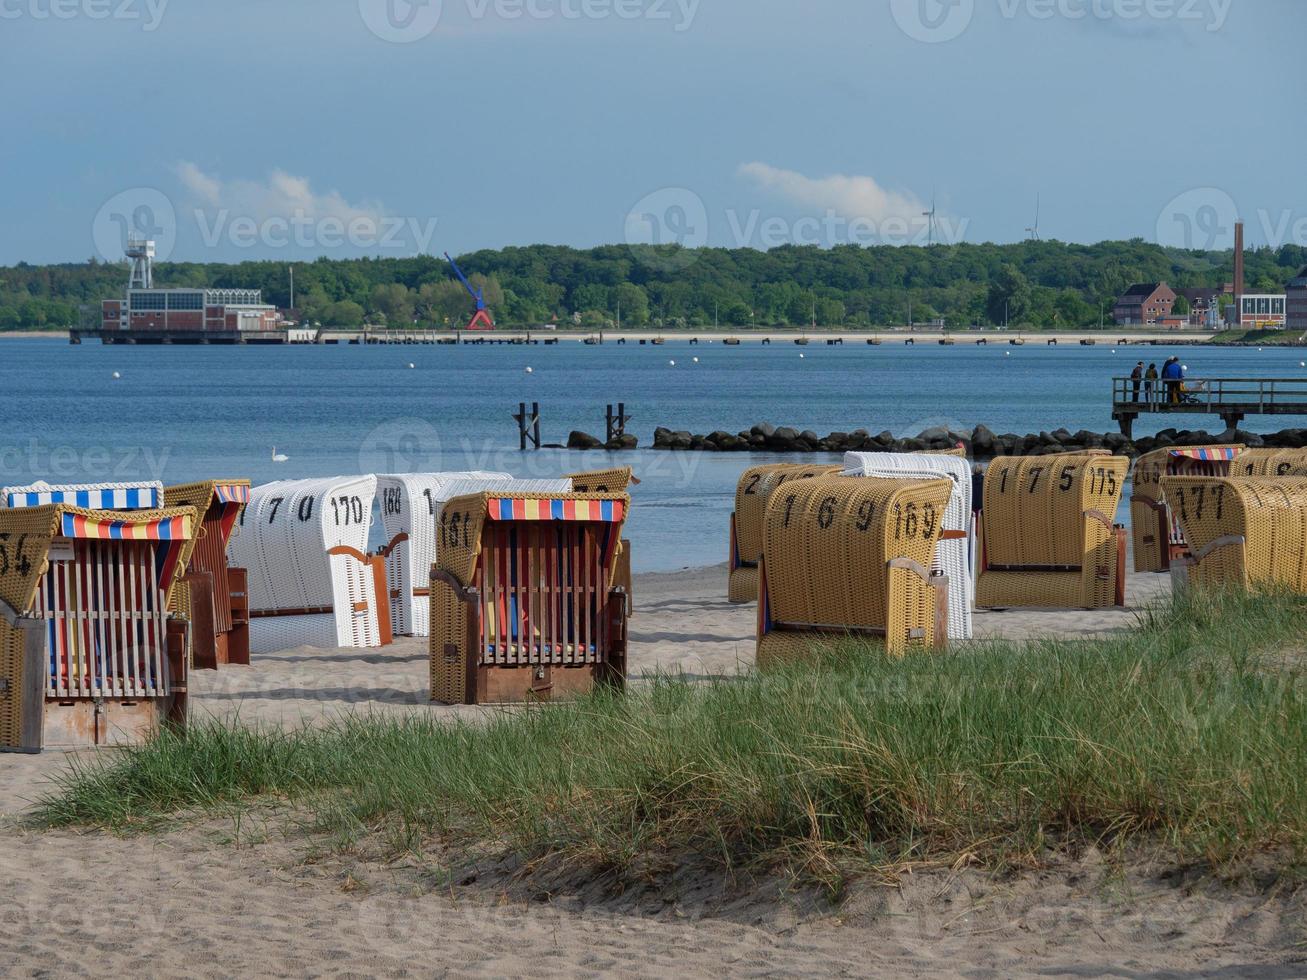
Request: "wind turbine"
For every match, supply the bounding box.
[1026,194,1041,241]
[922,189,938,246]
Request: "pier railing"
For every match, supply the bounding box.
[1112,376,1307,436]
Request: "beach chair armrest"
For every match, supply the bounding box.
[430,568,480,606]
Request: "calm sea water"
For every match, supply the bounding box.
[2,337,1301,571]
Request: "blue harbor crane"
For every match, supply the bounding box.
[445,252,495,331]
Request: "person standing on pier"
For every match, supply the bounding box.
[1162,357,1184,405]
[1130,362,1144,402]
[1144,362,1159,404]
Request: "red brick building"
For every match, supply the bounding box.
[1288,267,1307,331]
[1113,283,1176,326]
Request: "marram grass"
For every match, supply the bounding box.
[37,587,1307,884]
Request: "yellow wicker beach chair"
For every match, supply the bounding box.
[1129,446,1242,573]
[1161,475,1307,592]
[1236,448,1307,477]
[0,504,197,753]
[729,463,842,604]
[568,467,638,614]
[975,454,1129,609]
[755,475,954,666]
[430,492,631,705]
[165,481,251,669]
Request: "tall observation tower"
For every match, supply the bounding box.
[125,236,155,290]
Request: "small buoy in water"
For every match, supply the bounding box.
[112,371,121,379]
[407,363,415,369]
[1005,351,1011,357]
[525,366,534,374]
[692,357,699,363]
[799,354,805,359]
[669,360,676,366]
[1111,349,1117,354]
[1300,361,1305,368]
[1258,347,1264,352]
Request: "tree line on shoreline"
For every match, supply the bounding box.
[3,239,1304,331]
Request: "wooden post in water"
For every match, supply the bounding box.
[514,402,542,450]
[606,403,632,443]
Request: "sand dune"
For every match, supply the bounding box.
[2,565,1303,977]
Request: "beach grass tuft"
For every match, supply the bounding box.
[36,587,1307,886]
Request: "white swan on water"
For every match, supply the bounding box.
[272,447,289,463]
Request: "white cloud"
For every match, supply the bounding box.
[737,161,927,224]
[175,162,386,226]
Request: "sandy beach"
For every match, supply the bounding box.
[1,565,1302,977]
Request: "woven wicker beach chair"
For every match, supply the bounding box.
[842,452,974,640]
[163,481,251,668]
[0,503,197,752]
[1236,448,1307,477]
[974,454,1129,610]
[227,476,391,654]
[568,467,639,614]
[430,492,631,704]
[1130,446,1242,573]
[1161,475,1307,592]
[756,475,953,664]
[3,480,163,510]
[729,463,842,604]
[376,473,573,637]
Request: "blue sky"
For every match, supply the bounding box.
[2,0,1304,264]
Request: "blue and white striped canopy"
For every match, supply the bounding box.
[2,481,163,510]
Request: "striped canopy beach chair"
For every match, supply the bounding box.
[728,463,842,604]
[3,480,163,511]
[430,492,630,704]
[0,503,197,752]
[568,467,639,613]
[843,452,974,640]
[164,481,251,668]
[1130,446,1241,573]
[228,475,391,654]
[1163,475,1307,592]
[376,473,571,637]
[975,453,1129,610]
[756,475,954,664]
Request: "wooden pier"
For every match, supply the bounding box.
[1112,377,1307,437]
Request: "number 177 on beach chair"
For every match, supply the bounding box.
[429,492,631,705]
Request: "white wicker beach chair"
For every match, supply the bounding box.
[2,480,163,510]
[227,475,386,654]
[842,452,974,640]
[375,473,570,636]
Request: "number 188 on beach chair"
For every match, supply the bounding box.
[429,492,631,705]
